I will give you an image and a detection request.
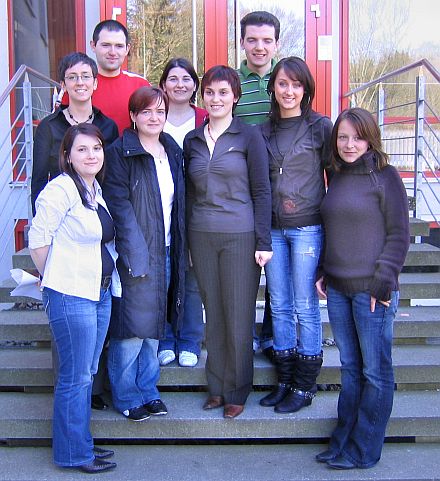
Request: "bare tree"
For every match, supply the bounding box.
[127,0,193,85]
[349,0,410,110]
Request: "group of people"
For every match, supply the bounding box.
[27,11,410,475]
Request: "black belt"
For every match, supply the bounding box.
[101,276,112,290]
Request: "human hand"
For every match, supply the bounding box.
[370,296,391,312]
[315,276,327,299]
[255,251,273,267]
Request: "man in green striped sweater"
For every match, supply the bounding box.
[235,11,280,359]
[235,11,280,125]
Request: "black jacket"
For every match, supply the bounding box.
[103,129,186,339]
[31,106,118,214]
[260,111,332,228]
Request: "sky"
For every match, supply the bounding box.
[237,0,439,51]
[403,0,440,49]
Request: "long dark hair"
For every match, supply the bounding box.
[159,58,200,104]
[59,124,105,209]
[331,108,389,171]
[267,57,315,124]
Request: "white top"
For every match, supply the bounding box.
[164,114,195,149]
[153,153,175,246]
[28,174,121,301]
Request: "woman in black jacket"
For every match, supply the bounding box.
[259,57,332,414]
[31,52,118,214]
[315,108,409,469]
[103,87,185,422]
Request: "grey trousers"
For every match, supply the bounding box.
[189,230,260,405]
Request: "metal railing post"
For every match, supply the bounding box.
[23,73,33,225]
[377,83,385,137]
[414,74,425,222]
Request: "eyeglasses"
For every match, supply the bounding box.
[64,74,94,83]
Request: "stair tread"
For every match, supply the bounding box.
[399,272,440,283]
[2,306,440,342]
[0,443,439,481]
[0,390,438,440]
[1,345,439,386]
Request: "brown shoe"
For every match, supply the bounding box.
[223,404,244,418]
[203,396,224,410]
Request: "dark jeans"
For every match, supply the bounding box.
[159,267,204,355]
[327,286,399,468]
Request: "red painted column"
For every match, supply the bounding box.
[204,0,228,71]
[99,0,128,70]
[339,0,350,111]
[75,0,86,52]
[305,0,332,117]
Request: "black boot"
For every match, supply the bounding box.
[260,348,297,407]
[275,351,323,413]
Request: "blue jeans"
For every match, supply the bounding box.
[264,226,323,354]
[327,286,398,468]
[159,267,204,355]
[108,248,170,412]
[43,286,111,467]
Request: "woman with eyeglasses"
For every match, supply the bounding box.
[31,52,118,214]
[103,86,185,422]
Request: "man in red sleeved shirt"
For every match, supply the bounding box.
[61,20,149,133]
[90,20,150,133]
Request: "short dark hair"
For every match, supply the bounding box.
[201,65,242,109]
[92,19,129,45]
[331,107,389,171]
[267,57,315,123]
[58,52,98,82]
[59,124,106,209]
[159,58,200,104]
[240,11,280,41]
[128,86,169,129]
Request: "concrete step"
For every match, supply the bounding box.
[12,248,34,271]
[1,344,439,388]
[0,309,50,342]
[399,272,440,299]
[10,218,431,270]
[0,443,439,481]
[409,217,431,237]
[405,242,440,266]
[2,305,440,343]
[256,271,440,302]
[0,390,439,441]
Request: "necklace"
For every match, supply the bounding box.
[67,108,94,124]
[207,123,217,143]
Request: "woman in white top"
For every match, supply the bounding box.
[157,58,207,368]
[29,123,120,473]
[103,86,186,421]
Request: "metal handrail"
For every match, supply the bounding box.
[0,65,60,273]
[344,58,440,98]
[0,64,60,107]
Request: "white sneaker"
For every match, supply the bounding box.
[158,350,176,366]
[179,351,198,367]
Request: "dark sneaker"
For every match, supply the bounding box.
[122,405,151,421]
[144,399,168,416]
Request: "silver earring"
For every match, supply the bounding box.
[133,121,136,130]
